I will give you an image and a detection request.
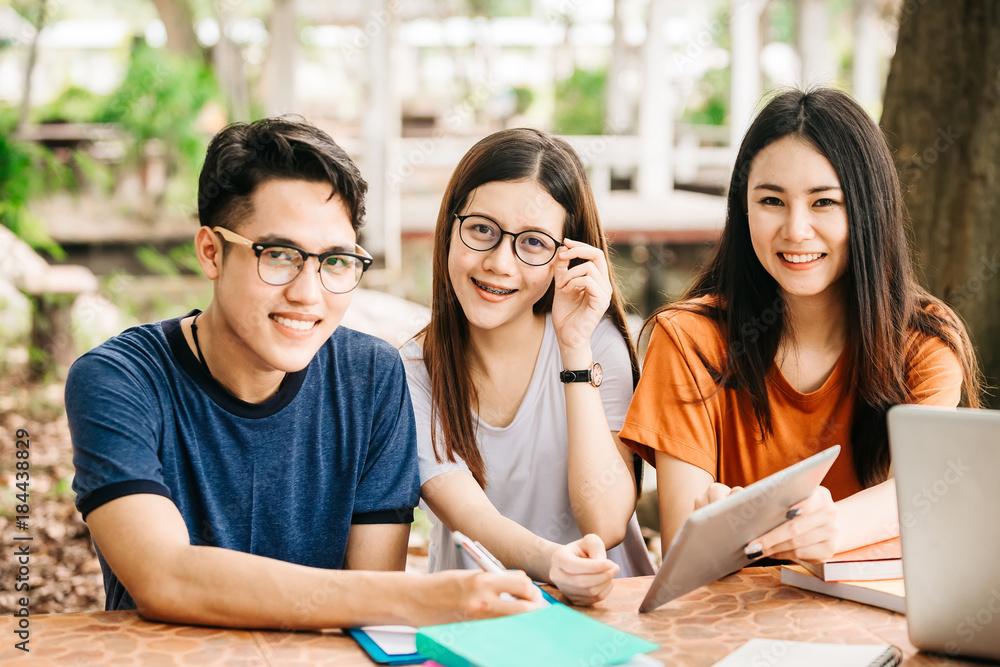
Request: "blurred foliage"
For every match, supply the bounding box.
[0,37,219,251]
[0,107,66,257]
[98,39,219,204]
[512,86,534,115]
[36,86,106,124]
[682,68,729,127]
[168,241,202,273]
[553,68,606,135]
[464,0,532,17]
[46,474,76,502]
[136,242,200,277]
[767,0,795,44]
[136,245,181,277]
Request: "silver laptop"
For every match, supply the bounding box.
[888,405,1000,662]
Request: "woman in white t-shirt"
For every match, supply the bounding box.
[401,129,653,606]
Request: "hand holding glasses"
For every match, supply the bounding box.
[456,214,564,266]
[212,226,372,294]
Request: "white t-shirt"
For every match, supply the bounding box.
[401,314,654,578]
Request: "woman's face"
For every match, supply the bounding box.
[746,136,850,301]
[447,179,566,334]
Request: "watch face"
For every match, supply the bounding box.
[591,362,603,387]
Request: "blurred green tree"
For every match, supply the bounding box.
[553,69,607,135]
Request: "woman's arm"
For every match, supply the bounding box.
[554,239,639,547]
[653,450,715,554]
[421,470,619,605]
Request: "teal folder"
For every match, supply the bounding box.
[415,603,658,667]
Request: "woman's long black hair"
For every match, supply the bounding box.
[643,88,982,488]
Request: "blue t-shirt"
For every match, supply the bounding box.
[66,312,419,611]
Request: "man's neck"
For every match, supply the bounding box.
[186,308,286,404]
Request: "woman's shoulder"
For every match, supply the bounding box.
[398,337,431,392]
[907,298,966,351]
[643,296,728,371]
[651,295,726,342]
[398,336,424,361]
[901,298,968,367]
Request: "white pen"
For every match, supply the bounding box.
[451,531,551,606]
[452,530,506,573]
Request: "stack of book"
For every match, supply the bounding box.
[780,537,905,613]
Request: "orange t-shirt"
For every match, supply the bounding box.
[619,301,963,501]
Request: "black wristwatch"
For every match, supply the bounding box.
[559,362,603,387]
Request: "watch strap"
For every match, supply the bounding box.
[559,368,591,383]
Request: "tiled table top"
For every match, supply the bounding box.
[0,567,978,665]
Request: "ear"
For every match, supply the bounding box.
[195,226,222,281]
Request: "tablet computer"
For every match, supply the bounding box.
[639,444,840,613]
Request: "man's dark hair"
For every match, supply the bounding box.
[197,116,368,233]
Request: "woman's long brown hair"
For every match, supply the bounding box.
[421,128,638,488]
[642,88,983,489]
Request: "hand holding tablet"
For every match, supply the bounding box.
[639,445,841,612]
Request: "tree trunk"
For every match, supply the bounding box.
[881,0,1000,407]
[149,0,200,58]
[15,0,49,137]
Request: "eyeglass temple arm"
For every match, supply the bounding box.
[212,226,253,247]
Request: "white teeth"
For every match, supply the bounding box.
[272,315,318,331]
[781,253,824,264]
[473,278,515,295]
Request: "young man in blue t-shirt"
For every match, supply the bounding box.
[66,117,539,629]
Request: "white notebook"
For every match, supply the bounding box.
[712,639,902,667]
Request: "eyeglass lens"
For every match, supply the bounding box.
[258,247,365,293]
[459,216,559,265]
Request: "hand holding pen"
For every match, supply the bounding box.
[452,531,549,607]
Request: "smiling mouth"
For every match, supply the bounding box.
[270,314,319,331]
[472,278,516,295]
[780,252,826,264]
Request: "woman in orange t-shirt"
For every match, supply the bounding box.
[619,88,982,563]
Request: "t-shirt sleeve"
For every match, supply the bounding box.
[619,314,720,478]
[351,345,421,524]
[66,351,172,521]
[592,317,634,431]
[400,341,470,486]
[905,333,964,407]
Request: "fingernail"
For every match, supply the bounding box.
[743,542,762,556]
[786,508,802,519]
[746,551,763,561]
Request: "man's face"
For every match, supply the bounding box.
[209,178,357,375]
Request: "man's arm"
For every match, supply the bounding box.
[87,494,541,629]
